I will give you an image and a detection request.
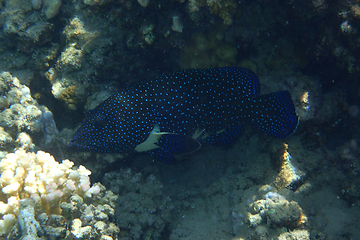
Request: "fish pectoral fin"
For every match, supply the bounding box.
[135,124,201,155]
[134,124,165,152]
[199,125,244,146]
[134,131,162,152]
[135,124,201,162]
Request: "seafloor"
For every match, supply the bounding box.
[0,0,359,239]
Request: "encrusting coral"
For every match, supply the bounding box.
[0,149,101,237]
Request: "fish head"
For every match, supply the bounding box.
[69,106,128,153]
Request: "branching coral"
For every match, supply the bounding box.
[0,150,100,236]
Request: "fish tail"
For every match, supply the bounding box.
[250,91,299,138]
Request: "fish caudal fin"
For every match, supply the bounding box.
[251,91,299,138]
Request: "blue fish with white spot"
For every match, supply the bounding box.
[70,67,299,162]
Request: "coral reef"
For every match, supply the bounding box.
[0,0,358,239]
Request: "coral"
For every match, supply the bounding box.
[230,186,310,239]
[337,138,360,204]
[180,29,238,69]
[37,111,58,145]
[273,144,304,190]
[350,4,360,18]
[0,0,55,57]
[31,0,42,10]
[15,132,35,151]
[2,1,32,35]
[37,213,67,239]
[71,218,92,238]
[63,17,98,47]
[6,187,120,239]
[56,45,82,71]
[0,149,101,237]
[187,0,237,25]
[140,24,155,45]
[171,16,183,33]
[138,0,150,7]
[206,0,237,25]
[43,0,62,19]
[59,189,120,239]
[84,0,111,6]
[0,127,13,152]
[0,72,58,147]
[264,193,303,228]
[18,199,44,239]
[44,15,108,110]
[53,84,79,111]
[0,103,42,135]
[18,21,53,46]
[246,191,308,238]
[103,169,174,239]
[278,229,310,240]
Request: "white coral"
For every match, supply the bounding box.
[0,150,100,236]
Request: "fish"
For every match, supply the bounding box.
[70,67,299,163]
